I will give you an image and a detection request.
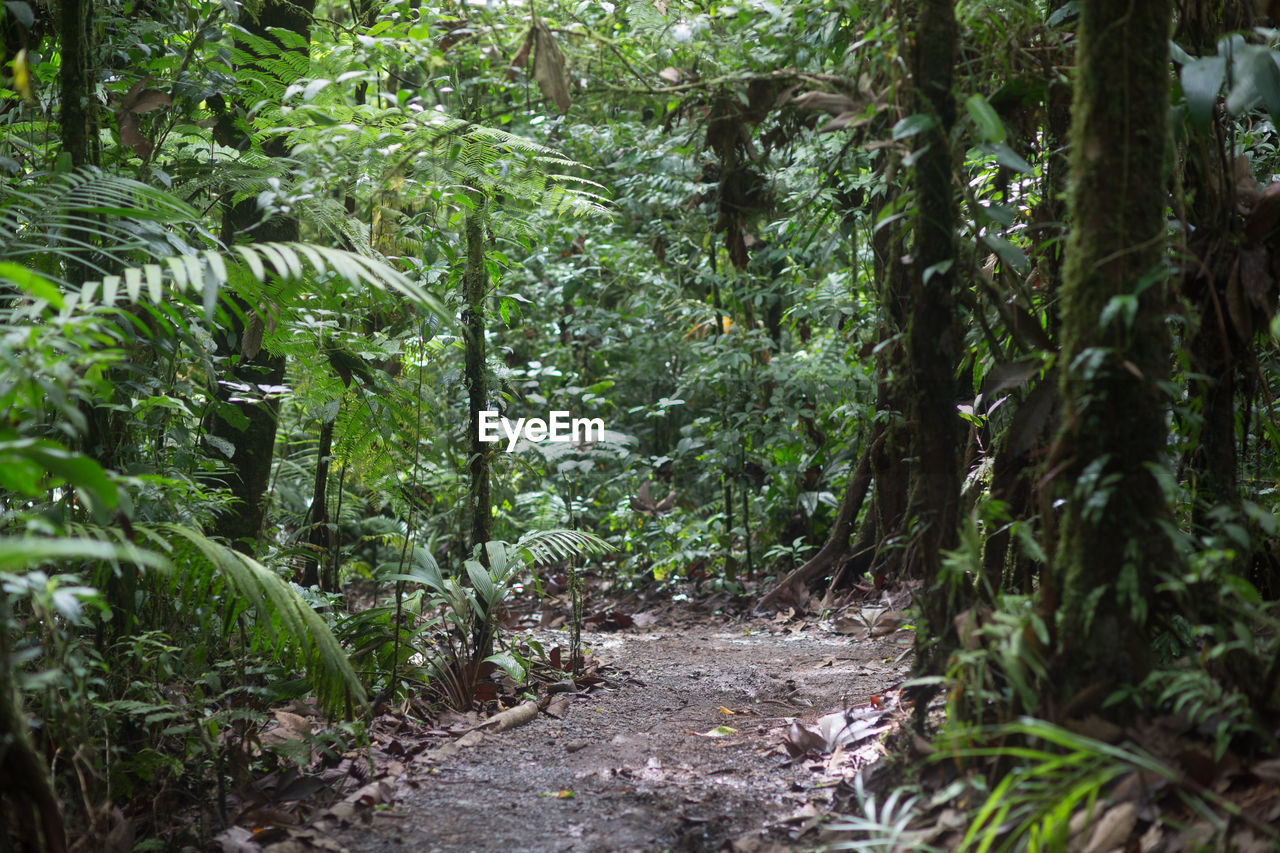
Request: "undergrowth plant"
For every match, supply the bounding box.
[379,529,611,709]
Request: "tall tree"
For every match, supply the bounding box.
[908,0,963,661]
[1048,0,1174,699]
[207,0,315,553]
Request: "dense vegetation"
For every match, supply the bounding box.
[2,0,1279,848]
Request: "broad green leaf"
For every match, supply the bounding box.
[1047,0,1078,26]
[988,142,1033,174]
[0,262,63,308]
[1226,44,1280,119]
[980,233,1029,271]
[965,93,1005,143]
[0,537,169,572]
[484,651,527,683]
[892,114,935,140]
[1181,56,1225,127]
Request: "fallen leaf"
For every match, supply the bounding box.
[784,722,826,757]
[544,695,571,719]
[697,725,737,737]
[539,788,575,798]
[1082,802,1136,853]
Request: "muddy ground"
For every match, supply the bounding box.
[330,616,911,853]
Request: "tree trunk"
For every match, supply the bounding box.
[301,415,336,588]
[0,596,68,853]
[908,0,963,665]
[1048,0,1174,702]
[58,0,93,168]
[981,1,1073,595]
[464,211,491,557]
[208,0,315,553]
[865,155,912,586]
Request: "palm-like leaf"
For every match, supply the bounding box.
[0,168,201,281]
[70,240,447,319]
[1,169,451,324]
[159,523,368,715]
[511,528,613,566]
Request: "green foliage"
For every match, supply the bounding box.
[382,530,611,709]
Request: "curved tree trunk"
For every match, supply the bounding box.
[1047,0,1174,704]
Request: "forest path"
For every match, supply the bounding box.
[332,617,910,852]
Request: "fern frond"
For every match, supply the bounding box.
[158,523,369,715]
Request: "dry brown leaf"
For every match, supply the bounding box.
[118,114,152,158]
[274,710,313,736]
[783,721,826,757]
[1082,802,1136,853]
[1251,757,1280,782]
[817,111,870,133]
[544,694,571,719]
[510,29,532,69]
[532,21,571,114]
[1064,714,1123,744]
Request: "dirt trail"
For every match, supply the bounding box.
[334,618,910,853]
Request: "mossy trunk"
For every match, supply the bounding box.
[1048,0,1174,699]
[58,0,93,168]
[209,0,315,553]
[908,0,963,666]
[867,157,911,586]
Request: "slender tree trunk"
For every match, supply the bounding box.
[1048,0,1174,702]
[464,211,491,554]
[0,597,68,853]
[462,209,493,658]
[58,0,93,167]
[302,415,336,588]
[867,158,912,584]
[981,1,1073,595]
[908,0,963,665]
[208,0,315,553]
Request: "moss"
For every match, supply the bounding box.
[1051,0,1176,697]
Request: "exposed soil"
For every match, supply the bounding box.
[330,615,911,853]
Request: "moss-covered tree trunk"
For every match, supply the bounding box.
[208,0,315,553]
[58,0,93,168]
[1048,0,1174,699]
[908,0,963,665]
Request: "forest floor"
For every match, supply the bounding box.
[308,604,913,853]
